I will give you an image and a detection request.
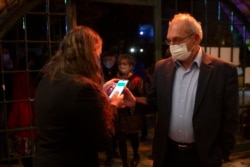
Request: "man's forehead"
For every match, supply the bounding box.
[167,24,187,37]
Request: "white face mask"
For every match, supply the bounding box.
[118,65,130,74]
[169,43,191,61]
[104,60,114,69]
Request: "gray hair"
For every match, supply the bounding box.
[169,13,203,41]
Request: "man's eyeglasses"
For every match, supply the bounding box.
[165,33,194,45]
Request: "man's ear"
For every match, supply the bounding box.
[193,33,201,45]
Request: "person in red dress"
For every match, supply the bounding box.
[8,55,38,167]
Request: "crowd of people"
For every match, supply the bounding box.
[2,12,239,167]
[101,50,151,167]
[100,12,239,167]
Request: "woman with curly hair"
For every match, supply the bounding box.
[34,26,135,167]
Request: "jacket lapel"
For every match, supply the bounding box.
[193,52,213,115]
[165,59,176,113]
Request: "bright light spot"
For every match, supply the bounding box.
[140,31,144,36]
[130,47,136,53]
[139,48,144,52]
[22,17,25,30]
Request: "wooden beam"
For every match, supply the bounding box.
[0,0,43,39]
[154,0,162,61]
[90,0,154,6]
[66,0,77,30]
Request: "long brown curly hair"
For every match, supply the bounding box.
[41,25,115,136]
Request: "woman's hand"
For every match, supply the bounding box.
[103,78,119,90]
[108,88,136,108]
[103,78,136,108]
[103,78,119,96]
[122,87,136,108]
[109,91,124,108]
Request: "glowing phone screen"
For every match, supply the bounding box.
[109,80,128,98]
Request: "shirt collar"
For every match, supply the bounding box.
[194,47,202,67]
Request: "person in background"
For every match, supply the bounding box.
[0,48,13,163]
[132,55,148,141]
[116,54,146,167]
[101,50,120,166]
[2,48,13,70]
[101,51,118,81]
[8,55,38,167]
[34,26,135,167]
[136,13,239,167]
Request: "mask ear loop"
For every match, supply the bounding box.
[191,33,201,45]
[186,34,196,53]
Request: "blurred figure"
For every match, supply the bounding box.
[0,48,13,163]
[116,54,146,167]
[34,26,135,167]
[8,55,38,167]
[2,48,13,70]
[1,48,13,101]
[132,55,148,141]
[132,55,145,81]
[101,51,118,81]
[101,50,120,166]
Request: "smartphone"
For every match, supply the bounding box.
[109,80,128,98]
